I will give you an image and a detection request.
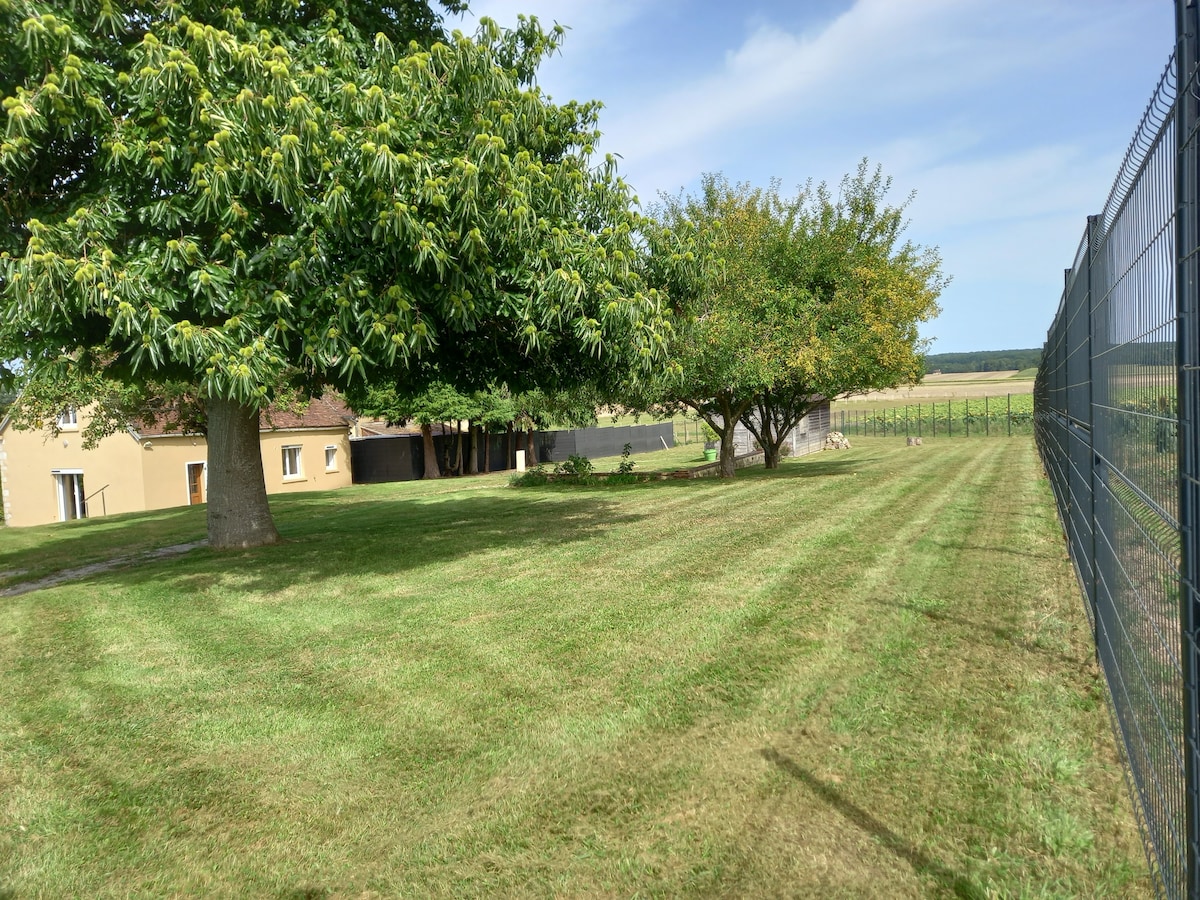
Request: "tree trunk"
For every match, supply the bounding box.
[719,429,737,478]
[713,394,744,479]
[441,423,453,474]
[420,423,441,479]
[506,422,514,469]
[760,411,779,469]
[467,422,480,475]
[452,420,463,475]
[526,428,536,465]
[205,395,281,549]
[482,426,492,474]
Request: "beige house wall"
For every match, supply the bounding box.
[258,429,353,494]
[0,419,148,527]
[138,434,213,511]
[0,411,353,528]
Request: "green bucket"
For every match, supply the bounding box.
[703,448,718,462]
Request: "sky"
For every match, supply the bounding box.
[450,0,1175,354]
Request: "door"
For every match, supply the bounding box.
[187,463,206,505]
[54,472,86,521]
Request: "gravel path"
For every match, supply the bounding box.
[0,541,207,598]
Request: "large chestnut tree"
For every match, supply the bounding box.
[0,1,672,546]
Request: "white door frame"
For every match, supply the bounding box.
[51,469,85,521]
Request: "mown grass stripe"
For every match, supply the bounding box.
[0,437,1152,897]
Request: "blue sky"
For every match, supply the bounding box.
[455,0,1174,354]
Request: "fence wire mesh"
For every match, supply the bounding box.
[1035,40,1187,896]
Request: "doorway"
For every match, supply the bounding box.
[53,471,86,521]
[187,462,206,505]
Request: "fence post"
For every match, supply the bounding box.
[1177,1,1200,891]
[985,395,990,437]
[1007,393,1012,437]
[948,400,952,437]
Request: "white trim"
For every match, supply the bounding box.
[184,460,207,505]
[54,471,86,521]
[282,444,303,480]
[324,444,338,472]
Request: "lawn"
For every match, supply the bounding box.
[0,437,1151,897]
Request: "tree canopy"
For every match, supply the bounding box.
[0,1,673,545]
[636,164,946,474]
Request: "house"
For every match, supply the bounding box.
[0,396,357,527]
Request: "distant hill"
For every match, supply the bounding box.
[923,349,1042,374]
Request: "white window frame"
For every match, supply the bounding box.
[324,444,338,472]
[56,407,78,430]
[282,444,303,480]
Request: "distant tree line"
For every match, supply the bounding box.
[924,349,1042,373]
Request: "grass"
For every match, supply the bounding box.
[0,437,1152,897]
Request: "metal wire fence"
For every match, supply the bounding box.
[834,395,1034,438]
[1035,29,1189,895]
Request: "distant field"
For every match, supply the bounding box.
[837,371,1035,407]
[925,370,1023,382]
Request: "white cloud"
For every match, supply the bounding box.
[896,144,1120,232]
[453,0,647,98]
[447,0,1171,351]
[596,0,1147,200]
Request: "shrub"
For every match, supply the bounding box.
[556,454,594,477]
[510,464,549,486]
[614,443,636,476]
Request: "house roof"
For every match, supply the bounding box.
[259,395,357,432]
[357,420,458,437]
[134,395,356,438]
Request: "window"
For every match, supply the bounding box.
[282,445,303,479]
[325,445,337,472]
[56,407,78,430]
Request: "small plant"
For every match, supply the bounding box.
[615,443,636,476]
[509,464,549,486]
[702,421,720,449]
[555,454,594,477]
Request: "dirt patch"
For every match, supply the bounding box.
[0,541,206,597]
[840,377,1034,404]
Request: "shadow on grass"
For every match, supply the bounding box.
[0,447,878,595]
[27,490,648,597]
[860,588,1089,670]
[0,505,209,590]
[525,453,881,490]
[760,748,984,899]
[925,538,1058,561]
